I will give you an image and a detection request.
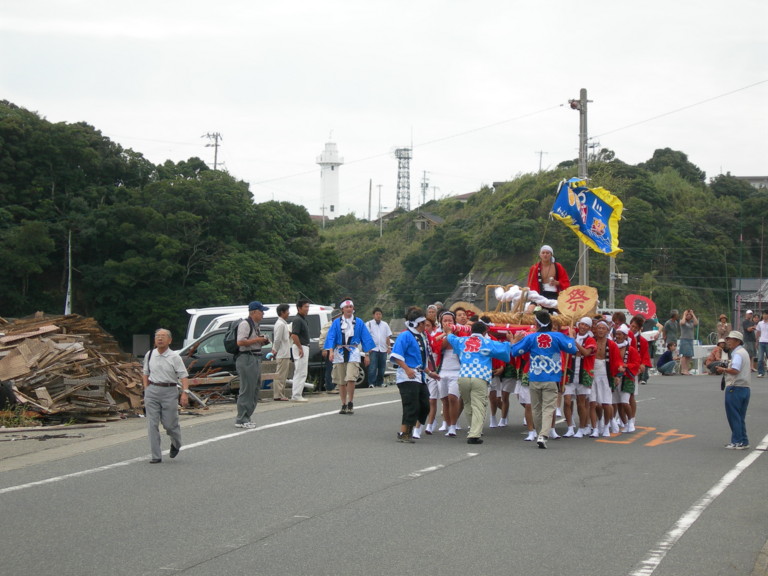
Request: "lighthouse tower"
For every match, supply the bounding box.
[316,141,344,219]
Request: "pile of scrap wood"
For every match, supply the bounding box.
[0,313,144,422]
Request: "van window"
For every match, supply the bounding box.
[193,314,222,340]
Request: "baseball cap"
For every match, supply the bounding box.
[248,301,269,312]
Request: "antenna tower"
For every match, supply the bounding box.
[394,147,412,211]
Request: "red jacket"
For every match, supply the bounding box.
[527,261,571,294]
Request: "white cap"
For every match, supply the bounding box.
[616,324,630,335]
[746,309,753,314]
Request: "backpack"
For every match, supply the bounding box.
[224,318,254,356]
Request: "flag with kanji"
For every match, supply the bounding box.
[550,177,623,257]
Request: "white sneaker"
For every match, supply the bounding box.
[556,408,563,418]
[583,426,592,435]
[564,427,575,438]
[438,422,447,431]
[525,430,537,441]
[412,427,422,439]
[627,421,636,433]
[523,417,527,426]
[291,397,309,403]
[602,427,612,437]
[573,428,584,438]
[235,422,257,429]
[549,429,560,439]
[610,420,620,434]
[590,428,600,438]
[498,418,508,427]
[446,425,457,437]
[489,415,498,428]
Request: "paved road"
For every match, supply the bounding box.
[1,376,767,576]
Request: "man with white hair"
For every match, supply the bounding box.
[716,331,752,449]
[142,328,190,463]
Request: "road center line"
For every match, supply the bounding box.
[628,432,768,576]
[0,399,401,496]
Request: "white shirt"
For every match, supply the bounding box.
[366,319,392,352]
[272,316,292,359]
[757,320,768,343]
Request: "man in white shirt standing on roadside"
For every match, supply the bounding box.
[756,310,768,378]
[366,307,392,387]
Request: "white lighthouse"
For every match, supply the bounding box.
[316,141,343,219]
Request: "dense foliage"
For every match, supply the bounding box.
[2,100,765,346]
[0,101,340,347]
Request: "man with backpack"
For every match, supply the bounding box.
[235,301,271,428]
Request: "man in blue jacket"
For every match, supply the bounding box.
[324,299,376,414]
[509,310,578,449]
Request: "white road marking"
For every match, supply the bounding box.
[0,400,400,495]
[628,432,768,576]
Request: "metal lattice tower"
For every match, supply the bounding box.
[394,148,412,211]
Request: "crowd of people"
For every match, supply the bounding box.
[137,244,761,461]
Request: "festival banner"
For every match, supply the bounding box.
[550,177,623,257]
[624,294,657,320]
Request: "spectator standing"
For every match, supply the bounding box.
[318,310,341,393]
[271,304,291,401]
[716,314,732,341]
[662,310,681,350]
[142,328,190,463]
[235,302,270,427]
[756,310,768,378]
[679,309,698,375]
[366,307,392,387]
[716,331,752,449]
[290,299,311,402]
[741,310,757,371]
[324,299,376,414]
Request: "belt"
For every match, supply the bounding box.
[242,351,262,356]
[149,382,178,387]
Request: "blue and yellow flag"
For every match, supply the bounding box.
[550,178,623,257]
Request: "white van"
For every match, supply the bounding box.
[184,304,335,347]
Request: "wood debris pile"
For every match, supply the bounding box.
[0,314,144,421]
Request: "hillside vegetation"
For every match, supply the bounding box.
[1,100,765,345]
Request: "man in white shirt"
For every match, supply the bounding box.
[271,304,292,400]
[366,307,392,387]
[756,310,768,378]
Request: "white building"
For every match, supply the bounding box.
[316,142,344,219]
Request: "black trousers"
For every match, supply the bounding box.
[397,380,430,426]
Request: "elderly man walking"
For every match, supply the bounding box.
[142,328,190,463]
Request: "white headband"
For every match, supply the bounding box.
[340,300,354,308]
[535,316,551,327]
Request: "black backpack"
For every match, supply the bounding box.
[224,318,254,356]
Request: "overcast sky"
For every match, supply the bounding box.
[2,1,766,219]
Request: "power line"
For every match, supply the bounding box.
[592,79,768,139]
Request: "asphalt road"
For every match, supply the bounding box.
[1,375,767,576]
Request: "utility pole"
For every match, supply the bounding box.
[377,185,383,237]
[202,132,222,170]
[420,171,429,207]
[569,88,591,286]
[368,179,372,221]
[534,150,548,173]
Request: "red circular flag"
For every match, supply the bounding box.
[624,294,656,320]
